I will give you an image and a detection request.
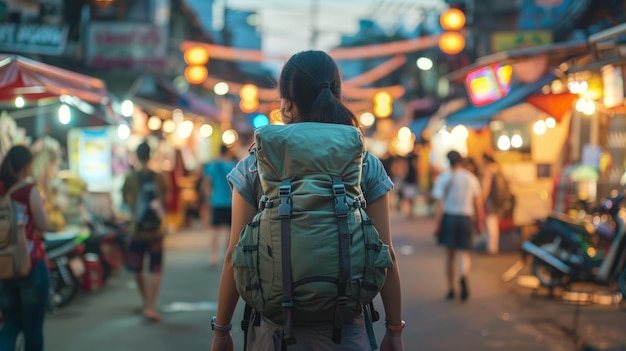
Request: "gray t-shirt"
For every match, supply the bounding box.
[227,150,394,207]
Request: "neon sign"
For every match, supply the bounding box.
[465,64,513,106]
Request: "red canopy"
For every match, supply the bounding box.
[524,92,578,122]
[0,54,109,105]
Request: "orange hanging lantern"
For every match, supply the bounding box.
[240,99,259,113]
[184,65,208,84]
[440,8,466,31]
[184,47,209,65]
[438,32,466,55]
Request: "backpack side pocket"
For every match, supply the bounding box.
[357,211,394,305]
[233,213,265,312]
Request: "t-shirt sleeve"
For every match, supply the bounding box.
[361,152,394,203]
[227,154,258,206]
[431,172,449,200]
[471,174,482,198]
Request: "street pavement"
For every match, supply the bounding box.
[43,212,626,351]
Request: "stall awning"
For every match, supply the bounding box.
[445,40,590,83]
[0,54,109,105]
[446,73,556,128]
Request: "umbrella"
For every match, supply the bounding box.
[0,54,109,105]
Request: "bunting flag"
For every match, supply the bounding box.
[180,35,439,63]
[201,75,405,101]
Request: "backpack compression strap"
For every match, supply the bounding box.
[331,175,351,344]
[278,179,296,345]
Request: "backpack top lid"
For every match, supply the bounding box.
[254,122,364,193]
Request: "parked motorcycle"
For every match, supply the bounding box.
[45,229,90,310]
[516,190,626,289]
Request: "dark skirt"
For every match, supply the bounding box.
[438,214,473,250]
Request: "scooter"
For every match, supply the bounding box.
[45,229,90,310]
[516,191,626,289]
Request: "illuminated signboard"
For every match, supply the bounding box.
[465,64,513,106]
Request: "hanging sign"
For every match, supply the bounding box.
[465,64,513,106]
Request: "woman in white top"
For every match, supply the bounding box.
[432,150,485,301]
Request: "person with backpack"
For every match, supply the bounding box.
[0,145,50,351]
[202,144,237,267]
[122,141,169,322]
[480,153,514,254]
[210,50,404,351]
[432,150,484,302]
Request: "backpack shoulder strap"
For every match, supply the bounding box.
[4,179,32,198]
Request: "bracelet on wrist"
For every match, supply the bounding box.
[211,316,232,332]
[385,320,406,331]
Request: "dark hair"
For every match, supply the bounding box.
[447,150,463,167]
[279,50,359,128]
[482,153,495,163]
[0,145,33,190]
[220,144,229,155]
[136,141,151,162]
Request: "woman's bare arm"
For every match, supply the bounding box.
[214,189,257,327]
[366,193,402,325]
[29,186,49,233]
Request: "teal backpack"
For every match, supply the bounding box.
[232,122,393,346]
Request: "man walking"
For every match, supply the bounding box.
[202,144,237,268]
[122,141,170,321]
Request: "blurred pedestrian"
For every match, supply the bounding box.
[480,153,514,254]
[0,145,50,351]
[202,144,237,268]
[401,144,419,218]
[432,150,484,301]
[210,50,404,351]
[122,141,170,322]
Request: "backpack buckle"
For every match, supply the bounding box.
[258,195,270,211]
[332,184,349,217]
[278,184,292,217]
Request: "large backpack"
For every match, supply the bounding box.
[134,171,163,233]
[492,171,515,216]
[232,122,393,345]
[0,181,32,280]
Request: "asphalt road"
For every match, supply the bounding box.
[43,212,626,351]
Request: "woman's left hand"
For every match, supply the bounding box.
[380,330,404,351]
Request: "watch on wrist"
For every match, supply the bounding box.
[211,316,233,332]
[386,320,406,331]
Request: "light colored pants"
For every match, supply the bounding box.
[485,214,500,254]
[246,314,372,351]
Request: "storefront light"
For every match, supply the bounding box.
[440,130,453,146]
[14,96,25,108]
[177,120,194,139]
[533,120,546,135]
[511,132,523,148]
[172,109,184,124]
[398,127,413,142]
[583,100,596,115]
[545,117,556,128]
[163,120,176,133]
[199,124,213,138]
[117,124,130,140]
[214,82,230,96]
[450,125,469,140]
[222,129,239,145]
[148,116,162,131]
[416,57,433,70]
[58,104,71,125]
[359,112,375,128]
[121,100,134,117]
[497,134,511,151]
